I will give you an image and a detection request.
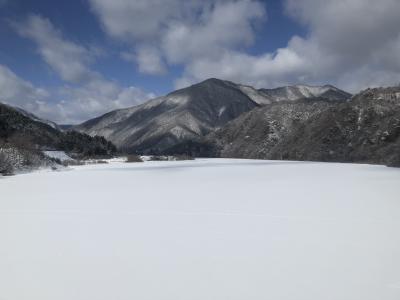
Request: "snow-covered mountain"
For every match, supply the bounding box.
[257,84,351,104]
[207,86,400,167]
[75,78,350,153]
[75,79,259,153]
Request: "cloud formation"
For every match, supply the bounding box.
[0,64,49,112]
[13,15,96,83]
[0,63,154,124]
[5,15,155,123]
[89,0,266,77]
[178,0,400,91]
[89,0,400,92]
[283,0,400,91]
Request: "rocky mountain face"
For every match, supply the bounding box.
[75,79,259,154]
[0,102,117,159]
[207,99,339,159]
[75,78,350,154]
[207,87,400,167]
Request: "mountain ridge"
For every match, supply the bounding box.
[3,78,398,167]
[74,78,350,153]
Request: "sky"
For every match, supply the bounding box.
[0,0,399,124]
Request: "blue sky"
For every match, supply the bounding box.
[0,0,399,123]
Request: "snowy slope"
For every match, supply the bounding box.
[75,78,258,153]
[1,159,400,300]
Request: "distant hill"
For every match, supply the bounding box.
[0,102,117,158]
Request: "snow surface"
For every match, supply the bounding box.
[1,159,400,300]
[43,151,73,161]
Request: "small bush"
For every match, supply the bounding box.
[147,155,194,161]
[0,151,14,175]
[62,159,85,167]
[126,154,143,163]
[95,160,109,164]
[148,155,169,161]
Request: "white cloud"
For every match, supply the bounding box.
[56,78,155,123]
[175,41,308,89]
[285,0,400,70]
[0,64,69,123]
[89,0,266,75]
[7,15,156,123]
[89,0,204,41]
[0,63,155,124]
[13,15,97,83]
[0,64,49,110]
[122,47,167,75]
[89,0,400,92]
[162,0,265,64]
[178,0,400,91]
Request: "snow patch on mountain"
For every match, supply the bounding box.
[238,85,272,105]
[43,151,73,162]
[218,106,226,117]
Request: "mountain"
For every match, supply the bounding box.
[75,78,350,154]
[207,87,400,167]
[0,102,116,158]
[75,78,259,153]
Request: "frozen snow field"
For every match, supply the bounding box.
[1,159,400,300]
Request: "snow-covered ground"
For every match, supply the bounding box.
[1,159,400,300]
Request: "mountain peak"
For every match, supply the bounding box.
[201,78,225,84]
[190,78,234,88]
